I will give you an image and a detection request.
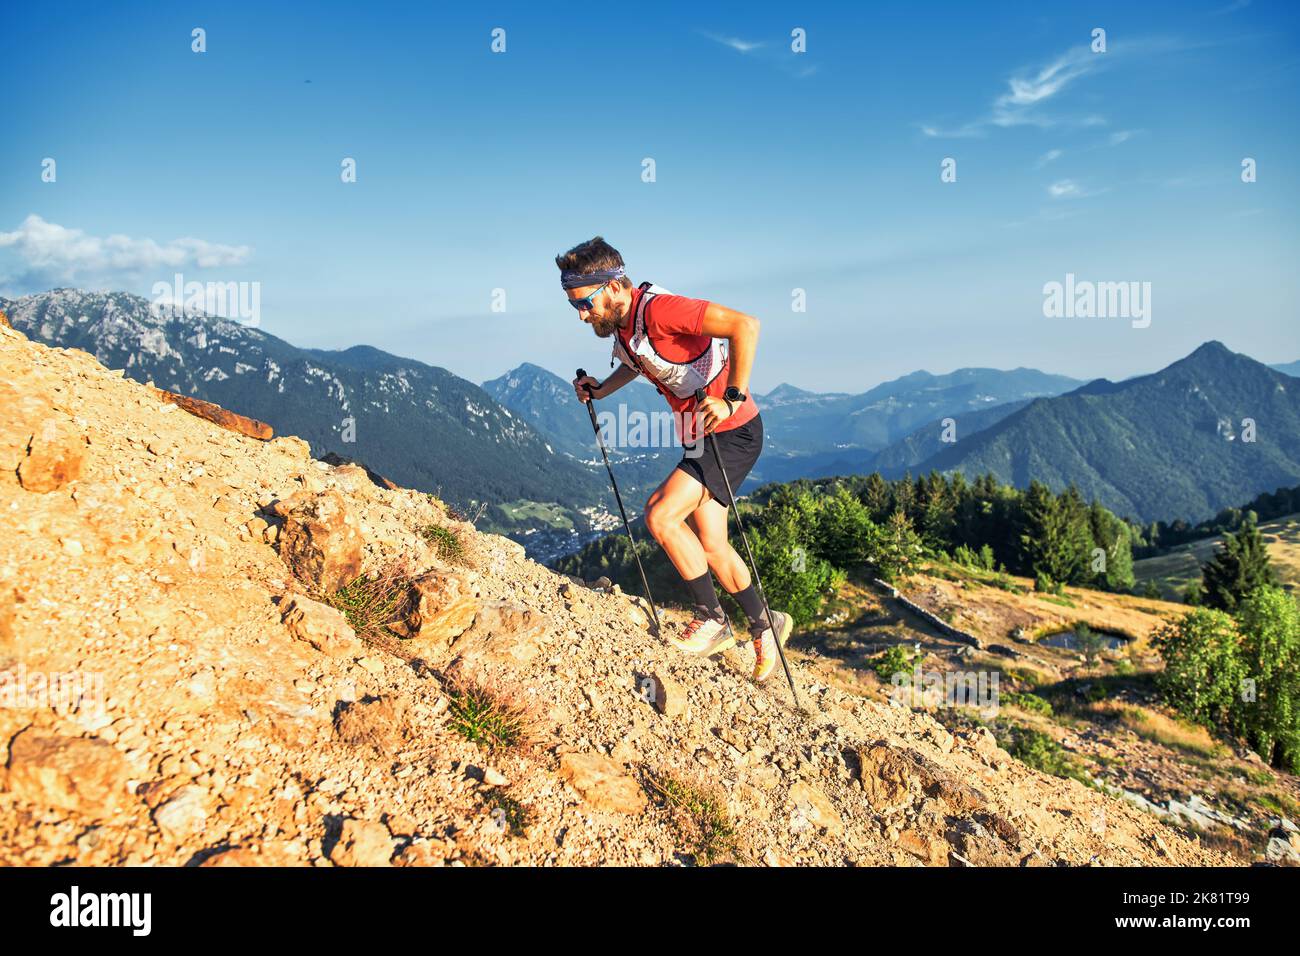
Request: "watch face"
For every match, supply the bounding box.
[725,386,744,402]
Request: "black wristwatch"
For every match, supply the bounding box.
[723,386,747,411]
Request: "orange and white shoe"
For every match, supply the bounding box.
[672,614,737,656]
[751,611,793,682]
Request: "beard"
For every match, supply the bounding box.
[589,301,628,338]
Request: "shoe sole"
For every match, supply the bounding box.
[693,623,738,657]
[753,612,793,682]
[668,622,736,656]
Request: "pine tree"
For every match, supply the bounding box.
[1201,515,1276,613]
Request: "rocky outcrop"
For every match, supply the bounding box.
[152,387,274,440]
[280,594,363,657]
[275,490,365,593]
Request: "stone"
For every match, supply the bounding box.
[897,827,948,866]
[650,673,685,717]
[449,600,545,670]
[558,752,648,814]
[329,818,395,867]
[17,421,85,493]
[923,770,989,814]
[152,785,208,838]
[857,742,921,812]
[789,781,843,838]
[394,571,481,645]
[483,767,508,786]
[1,729,131,820]
[945,818,1020,866]
[199,843,300,866]
[280,594,362,657]
[0,591,15,649]
[276,490,365,593]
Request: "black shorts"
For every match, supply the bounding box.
[674,414,764,508]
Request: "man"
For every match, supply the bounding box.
[556,236,792,682]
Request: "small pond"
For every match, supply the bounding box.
[1039,627,1132,651]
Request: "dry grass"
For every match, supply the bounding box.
[1086,700,1228,759]
[645,769,746,866]
[443,668,543,753]
[1133,513,1300,601]
[321,559,413,641]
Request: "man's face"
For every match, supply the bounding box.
[567,282,631,338]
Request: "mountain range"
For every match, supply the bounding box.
[8,287,1300,546]
[909,341,1300,523]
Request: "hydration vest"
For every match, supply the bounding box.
[611,281,728,401]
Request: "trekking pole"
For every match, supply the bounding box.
[576,369,661,635]
[694,389,803,710]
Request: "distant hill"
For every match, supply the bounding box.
[483,362,1082,490]
[2,290,606,524]
[482,362,663,460]
[756,366,1082,455]
[912,342,1300,523]
[1273,359,1300,378]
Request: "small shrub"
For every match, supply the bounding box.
[1004,691,1053,716]
[997,723,1090,785]
[646,771,742,865]
[420,523,467,564]
[872,644,915,683]
[323,565,410,640]
[445,674,538,751]
[480,789,533,837]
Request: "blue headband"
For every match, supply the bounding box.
[560,265,625,290]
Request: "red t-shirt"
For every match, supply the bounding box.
[615,285,760,443]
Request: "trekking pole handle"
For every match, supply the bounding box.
[576,368,595,397]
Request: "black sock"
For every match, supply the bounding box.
[683,572,724,622]
[730,583,767,631]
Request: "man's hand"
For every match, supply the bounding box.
[573,374,601,403]
[695,394,735,435]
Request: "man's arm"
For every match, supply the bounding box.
[699,303,760,395]
[573,363,638,403]
[694,302,760,433]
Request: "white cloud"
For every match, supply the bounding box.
[700,31,764,54]
[1048,179,1083,198]
[696,29,816,79]
[1035,148,1064,168]
[0,214,251,290]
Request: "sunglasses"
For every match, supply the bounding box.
[566,280,611,312]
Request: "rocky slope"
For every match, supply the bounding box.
[0,322,1237,866]
[0,289,606,527]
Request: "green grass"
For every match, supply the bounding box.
[323,571,409,640]
[994,721,1092,786]
[1003,691,1053,716]
[646,771,742,865]
[419,523,468,564]
[495,499,575,530]
[446,680,534,751]
[480,789,533,837]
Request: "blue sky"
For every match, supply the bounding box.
[2,0,1297,392]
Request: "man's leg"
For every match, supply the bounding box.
[687,497,772,637]
[645,468,727,625]
[686,497,749,592]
